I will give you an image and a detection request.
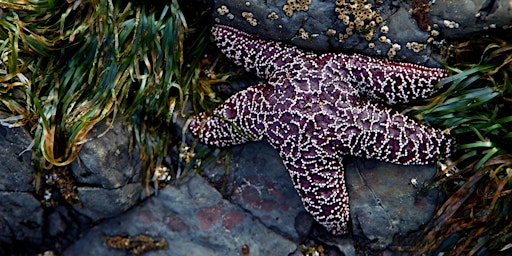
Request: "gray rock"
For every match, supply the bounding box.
[0,126,43,251]
[336,238,356,256]
[345,158,439,250]
[70,122,148,221]
[0,191,43,246]
[384,7,431,64]
[209,0,512,65]
[47,207,70,238]
[201,141,314,242]
[198,140,438,250]
[64,173,298,256]
[430,0,512,38]
[74,183,146,222]
[45,205,91,248]
[71,122,141,189]
[0,126,34,192]
[320,238,356,256]
[0,122,150,252]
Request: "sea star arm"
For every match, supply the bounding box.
[212,24,306,79]
[189,84,270,147]
[338,102,452,165]
[335,54,448,105]
[281,147,350,235]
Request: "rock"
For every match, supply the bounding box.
[335,238,356,256]
[0,119,442,254]
[319,238,356,256]
[0,126,34,192]
[74,184,146,222]
[71,122,141,189]
[0,126,43,253]
[63,173,298,255]
[201,141,315,242]
[430,0,512,38]
[208,0,512,65]
[44,205,91,249]
[198,140,438,250]
[0,121,148,253]
[70,122,148,221]
[345,158,439,250]
[0,192,43,251]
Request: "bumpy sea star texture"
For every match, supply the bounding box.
[190,24,452,235]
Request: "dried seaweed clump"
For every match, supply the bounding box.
[104,235,167,256]
[335,0,383,41]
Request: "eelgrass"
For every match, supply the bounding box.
[0,0,193,192]
[409,39,512,255]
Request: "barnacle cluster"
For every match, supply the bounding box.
[217,5,229,16]
[335,0,383,41]
[297,27,313,40]
[326,28,337,37]
[379,35,391,44]
[282,0,312,17]
[152,165,173,189]
[242,11,258,26]
[215,5,235,22]
[267,11,279,20]
[406,41,427,52]
[387,43,402,58]
[443,19,460,29]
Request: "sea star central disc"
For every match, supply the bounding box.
[190,24,452,235]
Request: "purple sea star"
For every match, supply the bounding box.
[190,24,452,235]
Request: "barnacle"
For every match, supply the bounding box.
[334,0,383,41]
[282,0,312,17]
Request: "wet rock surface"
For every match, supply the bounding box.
[346,158,439,250]
[0,123,147,254]
[71,123,142,190]
[63,141,440,255]
[0,126,33,192]
[2,124,440,255]
[200,142,315,243]
[430,0,512,38]
[64,173,298,256]
[201,142,440,253]
[0,191,43,249]
[0,127,42,252]
[70,122,147,222]
[205,0,512,65]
